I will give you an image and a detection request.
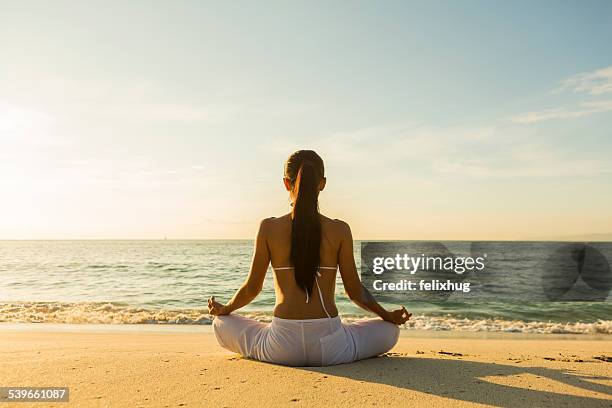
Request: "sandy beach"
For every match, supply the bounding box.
[0,325,610,407]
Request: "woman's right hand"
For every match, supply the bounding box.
[207,296,230,316]
[383,306,412,325]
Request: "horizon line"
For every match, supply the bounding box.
[2,236,612,243]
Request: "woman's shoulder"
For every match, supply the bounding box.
[259,213,351,238]
[320,215,351,237]
[258,214,291,232]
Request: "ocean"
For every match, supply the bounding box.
[1,240,610,334]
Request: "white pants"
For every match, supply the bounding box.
[213,314,399,366]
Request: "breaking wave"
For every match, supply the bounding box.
[1,302,610,334]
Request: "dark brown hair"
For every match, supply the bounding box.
[284,150,324,298]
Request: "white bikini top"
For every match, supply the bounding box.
[273,266,337,318]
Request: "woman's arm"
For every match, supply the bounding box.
[337,221,411,325]
[208,219,271,315]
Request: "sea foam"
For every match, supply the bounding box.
[1,302,610,334]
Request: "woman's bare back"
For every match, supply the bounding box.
[265,213,347,319]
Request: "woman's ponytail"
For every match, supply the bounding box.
[285,151,324,298]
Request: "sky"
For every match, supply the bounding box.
[1,0,611,240]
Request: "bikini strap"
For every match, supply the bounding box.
[304,270,322,304]
[314,274,332,319]
[274,266,337,271]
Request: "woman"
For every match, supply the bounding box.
[208,150,411,366]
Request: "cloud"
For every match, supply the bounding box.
[0,75,234,126]
[560,66,612,95]
[511,99,612,123]
[264,120,612,180]
[511,66,612,124]
[307,69,611,178]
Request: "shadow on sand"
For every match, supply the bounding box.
[298,356,612,407]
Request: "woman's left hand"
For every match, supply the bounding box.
[207,296,229,316]
[383,306,412,325]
